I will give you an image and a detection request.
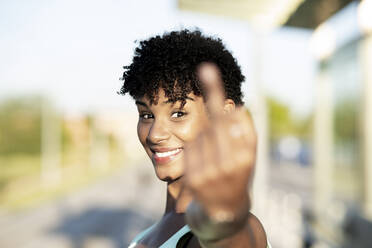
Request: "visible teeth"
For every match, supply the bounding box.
[155,148,181,158]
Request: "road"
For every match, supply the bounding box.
[0,161,165,248]
[0,161,313,248]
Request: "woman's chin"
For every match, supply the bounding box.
[153,164,183,183]
[149,151,184,182]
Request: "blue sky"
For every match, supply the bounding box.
[0,0,315,116]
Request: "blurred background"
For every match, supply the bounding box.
[1,0,372,247]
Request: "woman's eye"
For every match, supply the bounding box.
[171,111,186,118]
[140,113,153,119]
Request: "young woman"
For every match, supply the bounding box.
[121,29,269,248]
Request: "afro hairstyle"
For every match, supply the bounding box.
[119,29,245,108]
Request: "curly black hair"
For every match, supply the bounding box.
[119,29,245,108]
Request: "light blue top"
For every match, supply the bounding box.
[128,224,272,248]
[128,224,191,248]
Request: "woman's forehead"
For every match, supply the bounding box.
[136,88,200,105]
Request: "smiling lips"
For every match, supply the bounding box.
[152,148,183,164]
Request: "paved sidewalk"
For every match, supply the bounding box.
[0,162,166,248]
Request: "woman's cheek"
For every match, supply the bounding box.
[137,123,154,160]
[173,118,202,143]
[137,122,148,147]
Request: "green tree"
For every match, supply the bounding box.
[0,96,42,155]
[266,96,312,142]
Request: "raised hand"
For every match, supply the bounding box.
[183,62,258,242]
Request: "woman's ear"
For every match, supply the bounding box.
[223,99,236,114]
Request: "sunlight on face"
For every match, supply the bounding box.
[135,88,209,182]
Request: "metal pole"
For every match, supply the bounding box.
[359,35,372,218]
[251,30,269,215]
[313,62,334,213]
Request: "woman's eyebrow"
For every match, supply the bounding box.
[135,97,194,106]
[163,96,195,104]
[135,100,148,107]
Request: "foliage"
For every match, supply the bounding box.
[0,96,43,155]
[334,98,359,144]
[266,96,313,141]
[0,96,127,210]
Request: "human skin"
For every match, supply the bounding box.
[134,63,267,247]
[136,89,210,185]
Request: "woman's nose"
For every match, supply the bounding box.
[146,119,171,145]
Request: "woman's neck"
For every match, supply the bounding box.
[165,178,193,214]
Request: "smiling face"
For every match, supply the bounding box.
[136,88,209,182]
